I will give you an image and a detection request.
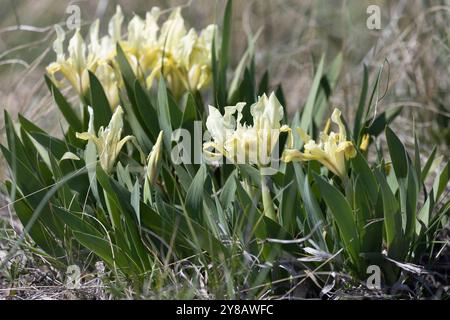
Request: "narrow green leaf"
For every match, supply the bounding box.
[115,43,136,89]
[413,135,421,184]
[29,132,77,160]
[258,70,269,96]
[168,92,183,129]
[217,0,233,109]
[314,52,343,126]
[275,84,287,118]
[185,164,207,222]
[96,166,122,229]
[211,30,219,107]
[386,126,408,179]
[181,93,198,125]
[366,107,402,137]
[157,78,173,152]
[73,230,139,275]
[53,206,104,238]
[364,65,383,123]
[433,160,449,202]
[44,75,82,132]
[220,169,237,208]
[299,54,325,134]
[131,180,141,228]
[18,114,46,134]
[421,146,437,182]
[314,174,360,266]
[353,64,369,141]
[134,80,159,141]
[375,169,403,259]
[293,163,326,249]
[5,181,65,258]
[351,151,378,205]
[88,71,113,131]
[4,111,35,171]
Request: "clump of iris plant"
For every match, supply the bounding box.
[47,5,217,106]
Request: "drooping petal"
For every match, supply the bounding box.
[331,108,347,142]
[203,141,225,158]
[60,151,81,162]
[115,135,135,158]
[303,140,329,160]
[46,62,61,76]
[282,149,318,162]
[75,132,96,141]
[337,141,357,159]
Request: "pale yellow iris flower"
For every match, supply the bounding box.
[204,92,289,166]
[47,18,119,107]
[142,8,216,98]
[47,25,94,97]
[76,106,135,173]
[282,109,356,178]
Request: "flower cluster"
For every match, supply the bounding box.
[47,6,217,107]
[204,93,357,178]
[204,92,290,167]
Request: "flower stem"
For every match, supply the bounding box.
[260,172,276,221]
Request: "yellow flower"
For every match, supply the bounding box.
[76,106,135,173]
[47,26,92,96]
[282,108,356,178]
[177,24,216,91]
[144,8,216,98]
[204,92,289,166]
[146,131,164,185]
[359,133,370,152]
[47,21,120,108]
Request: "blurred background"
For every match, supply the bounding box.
[0,0,449,184]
